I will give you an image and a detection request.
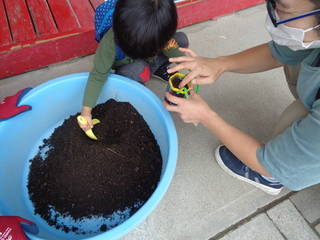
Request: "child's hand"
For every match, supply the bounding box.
[79,107,93,131]
[78,115,93,132]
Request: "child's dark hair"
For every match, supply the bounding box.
[113,0,178,60]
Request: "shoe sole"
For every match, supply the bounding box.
[214,146,283,196]
[152,74,169,83]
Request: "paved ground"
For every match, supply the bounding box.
[1,3,320,240]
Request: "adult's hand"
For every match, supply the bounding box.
[167,48,226,88]
[164,90,213,124]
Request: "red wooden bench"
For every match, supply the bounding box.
[0,0,263,79]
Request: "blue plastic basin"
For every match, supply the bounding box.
[0,73,178,240]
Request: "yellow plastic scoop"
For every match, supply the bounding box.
[77,116,100,140]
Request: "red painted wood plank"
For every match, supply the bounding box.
[0,29,98,79]
[69,0,95,28]
[0,0,12,47]
[47,0,80,32]
[175,0,200,6]
[177,0,265,28]
[89,0,104,10]
[26,0,59,37]
[4,0,36,43]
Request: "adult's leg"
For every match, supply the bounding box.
[265,99,309,142]
[283,64,301,99]
[264,64,308,142]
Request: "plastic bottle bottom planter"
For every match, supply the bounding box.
[165,73,192,105]
[0,73,178,240]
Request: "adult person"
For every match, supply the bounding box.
[164,0,320,195]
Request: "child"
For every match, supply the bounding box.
[79,0,189,131]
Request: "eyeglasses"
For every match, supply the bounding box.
[266,0,320,27]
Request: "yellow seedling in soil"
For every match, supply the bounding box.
[77,116,100,140]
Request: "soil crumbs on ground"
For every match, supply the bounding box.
[27,99,162,234]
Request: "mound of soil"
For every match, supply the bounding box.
[27,99,162,234]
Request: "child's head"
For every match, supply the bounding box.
[113,0,178,60]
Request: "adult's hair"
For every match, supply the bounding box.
[113,0,178,60]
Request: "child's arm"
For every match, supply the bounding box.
[79,30,117,131]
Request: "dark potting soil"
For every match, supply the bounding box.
[170,75,189,98]
[165,75,190,105]
[27,99,162,234]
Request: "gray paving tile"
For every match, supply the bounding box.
[267,200,318,240]
[315,224,320,235]
[218,214,284,240]
[290,184,320,224]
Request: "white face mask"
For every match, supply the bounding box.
[265,12,320,51]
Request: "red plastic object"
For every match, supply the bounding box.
[0,88,32,121]
[0,216,38,240]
